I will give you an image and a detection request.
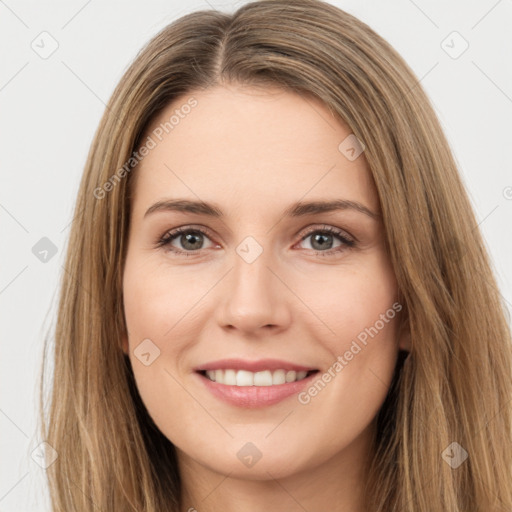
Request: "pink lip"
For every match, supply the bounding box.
[195,369,319,408]
[194,358,317,372]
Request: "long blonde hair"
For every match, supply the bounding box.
[40,0,512,510]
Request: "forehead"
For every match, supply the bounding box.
[131,84,378,218]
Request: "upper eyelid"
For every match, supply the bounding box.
[300,224,354,241]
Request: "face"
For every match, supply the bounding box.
[122,84,409,481]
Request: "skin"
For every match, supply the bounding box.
[121,83,410,512]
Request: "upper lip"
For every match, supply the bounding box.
[194,358,317,373]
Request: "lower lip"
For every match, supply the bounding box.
[196,371,318,408]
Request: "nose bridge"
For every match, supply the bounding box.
[231,234,275,304]
[217,233,290,331]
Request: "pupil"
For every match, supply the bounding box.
[183,233,202,250]
[312,233,332,250]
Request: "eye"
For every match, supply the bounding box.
[156,224,356,257]
[296,225,356,256]
[156,226,217,256]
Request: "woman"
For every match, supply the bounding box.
[40,0,512,510]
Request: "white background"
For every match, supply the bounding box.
[1,0,511,509]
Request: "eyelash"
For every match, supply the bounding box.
[155,225,356,258]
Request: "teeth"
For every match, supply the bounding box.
[204,369,310,386]
[286,370,296,383]
[272,369,286,385]
[236,370,254,386]
[224,369,237,385]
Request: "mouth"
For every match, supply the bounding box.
[194,362,320,408]
[197,368,319,386]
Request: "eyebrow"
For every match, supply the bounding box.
[144,198,380,220]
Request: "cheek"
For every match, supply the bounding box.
[123,258,204,348]
[293,255,400,419]
[122,255,219,412]
[294,252,399,355]
[122,262,205,436]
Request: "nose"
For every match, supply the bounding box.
[215,243,292,335]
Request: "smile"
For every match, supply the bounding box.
[201,369,315,386]
[194,359,320,408]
